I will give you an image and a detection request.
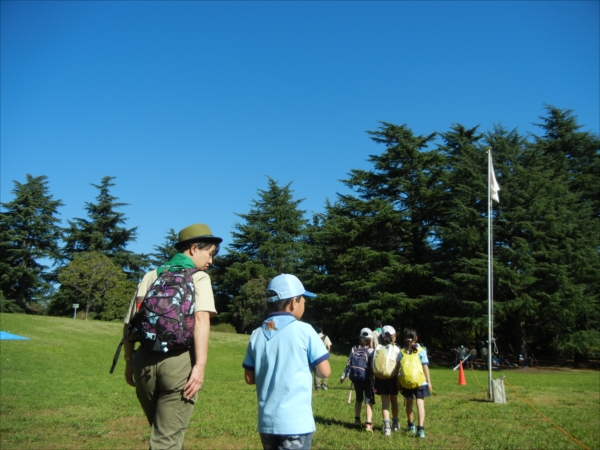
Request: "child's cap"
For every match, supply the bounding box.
[381,325,396,336]
[266,274,317,302]
[359,328,373,338]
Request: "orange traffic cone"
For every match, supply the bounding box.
[458,361,467,385]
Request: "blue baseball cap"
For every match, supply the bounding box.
[267,274,317,302]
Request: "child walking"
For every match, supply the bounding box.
[340,328,376,432]
[398,327,432,439]
[242,274,331,450]
[373,325,400,435]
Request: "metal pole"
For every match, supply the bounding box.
[487,149,493,400]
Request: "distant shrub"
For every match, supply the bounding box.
[211,322,237,334]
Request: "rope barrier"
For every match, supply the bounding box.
[465,367,589,449]
[502,378,590,450]
[468,366,488,392]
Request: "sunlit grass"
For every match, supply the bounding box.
[1,313,598,449]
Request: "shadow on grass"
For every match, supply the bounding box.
[469,398,492,403]
[314,415,356,430]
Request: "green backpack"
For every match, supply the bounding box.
[398,348,426,389]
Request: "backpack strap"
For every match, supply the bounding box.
[109,324,134,374]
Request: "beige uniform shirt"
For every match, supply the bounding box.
[123,269,217,324]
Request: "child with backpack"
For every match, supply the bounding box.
[340,328,376,432]
[372,325,401,435]
[398,327,432,439]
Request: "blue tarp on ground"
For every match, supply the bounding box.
[0,331,30,340]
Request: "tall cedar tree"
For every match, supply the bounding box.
[526,107,600,362]
[0,175,63,311]
[62,176,145,278]
[211,177,309,333]
[305,124,443,343]
[147,228,179,268]
[433,125,492,346]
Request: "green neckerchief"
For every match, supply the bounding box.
[157,253,195,275]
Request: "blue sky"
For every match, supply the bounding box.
[2,1,598,256]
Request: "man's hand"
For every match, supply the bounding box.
[125,362,135,387]
[183,364,205,400]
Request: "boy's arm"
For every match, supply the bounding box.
[315,359,331,379]
[244,369,255,385]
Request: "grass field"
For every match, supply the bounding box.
[1,314,598,449]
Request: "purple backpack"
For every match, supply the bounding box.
[131,268,199,353]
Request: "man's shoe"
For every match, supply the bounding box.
[384,428,391,436]
[322,385,328,390]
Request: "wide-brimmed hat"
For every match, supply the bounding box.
[174,223,222,251]
[266,274,317,302]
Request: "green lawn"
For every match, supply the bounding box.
[1,314,598,449]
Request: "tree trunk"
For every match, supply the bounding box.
[573,352,589,368]
[518,321,528,367]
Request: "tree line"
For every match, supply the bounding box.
[1,106,598,362]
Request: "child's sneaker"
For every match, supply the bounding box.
[392,421,400,432]
[406,424,416,434]
[384,428,392,436]
[365,424,373,433]
[354,418,361,427]
[417,428,426,439]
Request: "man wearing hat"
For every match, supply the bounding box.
[122,223,222,450]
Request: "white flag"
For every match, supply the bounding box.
[490,160,500,203]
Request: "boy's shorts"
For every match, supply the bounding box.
[259,433,313,450]
[401,385,431,400]
[353,381,376,405]
[374,377,399,396]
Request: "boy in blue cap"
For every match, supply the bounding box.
[243,274,331,450]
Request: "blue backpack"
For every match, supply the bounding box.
[348,346,370,383]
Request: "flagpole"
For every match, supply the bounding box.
[487,149,493,400]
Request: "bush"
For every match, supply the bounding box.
[211,322,237,334]
[0,298,24,313]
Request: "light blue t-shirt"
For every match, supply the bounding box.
[242,312,330,435]
[397,344,429,387]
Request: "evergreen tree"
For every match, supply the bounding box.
[432,124,492,345]
[306,123,443,343]
[0,175,63,311]
[525,107,600,363]
[62,176,146,278]
[212,177,309,333]
[147,228,178,268]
